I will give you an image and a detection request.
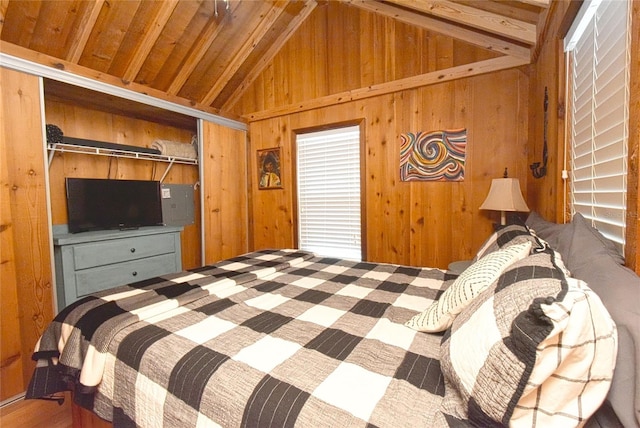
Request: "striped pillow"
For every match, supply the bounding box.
[405,241,532,332]
[474,223,539,261]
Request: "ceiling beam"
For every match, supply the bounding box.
[245,55,529,122]
[452,1,540,24]
[386,0,537,45]
[516,0,550,8]
[223,0,317,111]
[122,0,179,82]
[166,2,241,96]
[201,0,289,106]
[66,0,104,63]
[344,0,531,60]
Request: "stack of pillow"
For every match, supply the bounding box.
[405,214,633,427]
[527,212,639,428]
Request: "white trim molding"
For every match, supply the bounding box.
[0,52,248,132]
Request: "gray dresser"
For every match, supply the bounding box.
[53,225,183,309]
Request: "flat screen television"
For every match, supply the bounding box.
[66,178,164,233]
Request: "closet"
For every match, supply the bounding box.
[1,64,249,402]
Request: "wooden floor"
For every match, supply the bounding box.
[0,393,72,428]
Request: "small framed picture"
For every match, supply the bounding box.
[257,147,282,189]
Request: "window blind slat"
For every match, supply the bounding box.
[593,222,625,244]
[572,78,594,105]
[594,143,627,163]
[573,176,626,191]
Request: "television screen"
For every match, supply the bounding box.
[66,178,164,233]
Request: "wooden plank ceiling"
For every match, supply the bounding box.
[0,0,549,121]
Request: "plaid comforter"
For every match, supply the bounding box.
[27,249,451,427]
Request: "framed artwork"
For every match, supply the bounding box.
[399,128,467,182]
[257,147,282,189]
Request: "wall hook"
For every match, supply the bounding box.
[530,87,548,179]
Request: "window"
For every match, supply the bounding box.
[296,126,362,260]
[565,0,631,252]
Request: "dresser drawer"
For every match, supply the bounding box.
[74,253,179,298]
[54,226,183,309]
[73,233,177,270]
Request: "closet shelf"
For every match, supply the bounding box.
[47,142,198,166]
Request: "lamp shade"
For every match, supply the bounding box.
[479,178,529,225]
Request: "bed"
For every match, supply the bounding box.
[26,213,639,427]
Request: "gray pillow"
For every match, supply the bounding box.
[525,211,568,250]
[557,213,625,266]
[557,214,640,427]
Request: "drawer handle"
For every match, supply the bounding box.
[130,248,136,253]
[132,271,138,277]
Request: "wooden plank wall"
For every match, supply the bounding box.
[0,133,23,399]
[44,100,202,270]
[231,2,499,116]
[201,121,249,264]
[0,68,54,400]
[526,0,575,224]
[237,2,529,269]
[248,68,529,269]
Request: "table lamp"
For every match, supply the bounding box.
[479,169,529,225]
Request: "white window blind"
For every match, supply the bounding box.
[296,126,361,260]
[567,0,630,252]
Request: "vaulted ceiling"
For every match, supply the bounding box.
[0,0,551,121]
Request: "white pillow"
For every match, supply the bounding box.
[405,241,532,332]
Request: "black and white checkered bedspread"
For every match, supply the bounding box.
[27,249,452,427]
